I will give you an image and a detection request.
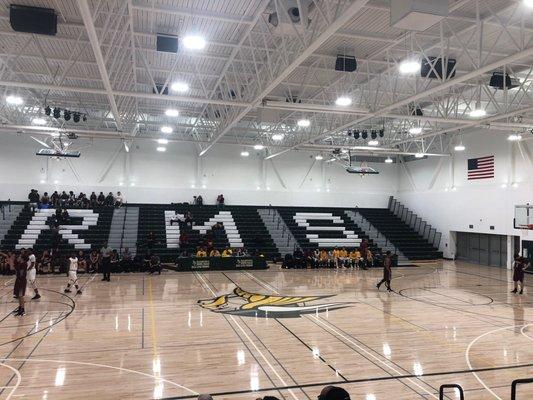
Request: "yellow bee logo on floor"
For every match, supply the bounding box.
[198,287,347,318]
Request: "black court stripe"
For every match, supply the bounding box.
[161,361,533,399]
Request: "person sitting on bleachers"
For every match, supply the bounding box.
[209,249,221,257]
[319,249,328,268]
[349,248,361,269]
[365,249,373,269]
[196,195,204,205]
[332,247,341,268]
[115,191,124,207]
[68,191,76,206]
[196,247,207,258]
[282,253,294,269]
[179,232,189,248]
[105,192,115,207]
[77,250,87,272]
[216,194,225,207]
[51,191,59,207]
[185,211,193,227]
[148,253,162,275]
[293,247,304,269]
[89,192,97,207]
[41,192,50,207]
[339,247,349,268]
[147,232,157,250]
[312,249,320,269]
[110,249,119,272]
[221,248,233,257]
[61,209,70,223]
[28,189,39,211]
[121,247,133,271]
[38,250,53,274]
[59,191,69,207]
[89,250,100,273]
[97,191,105,205]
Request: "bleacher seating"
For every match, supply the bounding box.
[277,207,379,253]
[137,204,279,261]
[0,201,443,263]
[0,205,113,253]
[357,208,442,260]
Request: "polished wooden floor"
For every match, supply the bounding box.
[0,261,531,399]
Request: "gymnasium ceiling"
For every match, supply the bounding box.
[1,0,533,161]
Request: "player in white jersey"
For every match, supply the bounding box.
[64,252,82,294]
[27,249,41,300]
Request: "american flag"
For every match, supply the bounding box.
[468,155,495,180]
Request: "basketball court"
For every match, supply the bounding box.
[0,262,527,399]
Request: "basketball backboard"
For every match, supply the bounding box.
[514,204,533,229]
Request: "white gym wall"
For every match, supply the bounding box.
[0,134,398,207]
[397,128,533,258]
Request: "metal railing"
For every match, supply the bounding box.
[439,384,464,400]
[389,196,442,249]
[119,204,128,253]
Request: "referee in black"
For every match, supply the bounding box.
[100,242,113,281]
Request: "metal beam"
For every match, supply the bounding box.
[78,0,123,131]
[198,0,371,156]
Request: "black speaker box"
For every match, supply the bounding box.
[156,34,179,53]
[335,55,357,72]
[489,72,519,90]
[421,57,456,79]
[10,5,57,36]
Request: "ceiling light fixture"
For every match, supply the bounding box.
[170,82,189,93]
[454,144,466,151]
[525,0,533,8]
[409,126,423,135]
[32,118,46,125]
[183,35,206,50]
[6,95,23,105]
[240,151,250,157]
[341,149,348,154]
[315,155,324,160]
[508,133,522,141]
[165,109,179,117]
[368,140,379,146]
[399,59,421,75]
[157,138,169,144]
[160,126,173,134]
[254,144,265,150]
[297,119,310,127]
[415,153,424,158]
[156,146,167,152]
[335,96,352,107]
[271,134,284,141]
[385,157,393,163]
[469,108,487,118]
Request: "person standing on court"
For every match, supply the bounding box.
[26,248,41,300]
[13,250,28,316]
[512,253,530,294]
[376,250,393,292]
[100,242,113,282]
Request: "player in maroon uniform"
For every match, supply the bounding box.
[512,253,530,295]
[13,249,28,316]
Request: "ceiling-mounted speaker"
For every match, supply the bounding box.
[421,56,456,79]
[489,72,519,90]
[156,34,179,53]
[10,5,57,36]
[335,55,357,72]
